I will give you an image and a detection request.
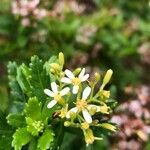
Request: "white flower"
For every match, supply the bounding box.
[44,82,70,108]
[66,86,100,124]
[61,68,89,94]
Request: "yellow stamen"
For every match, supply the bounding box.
[76,99,87,111]
[54,94,62,102]
[71,77,81,85]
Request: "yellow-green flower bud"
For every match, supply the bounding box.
[84,129,95,145]
[50,63,61,71]
[70,111,76,120]
[100,123,116,132]
[102,90,110,98]
[94,72,100,82]
[59,52,64,66]
[73,68,81,75]
[81,122,89,130]
[89,106,97,115]
[103,69,113,85]
[100,104,109,114]
[64,121,71,127]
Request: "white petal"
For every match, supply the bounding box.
[78,68,85,78]
[65,69,74,79]
[44,89,54,97]
[66,107,78,118]
[80,74,89,82]
[82,86,91,100]
[82,109,92,124]
[61,77,71,83]
[87,104,100,112]
[47,100,57,108]
[72,85,79,94]
[51,82,58,93]
[60,87,70,96]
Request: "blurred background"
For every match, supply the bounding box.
[0,0,149,149]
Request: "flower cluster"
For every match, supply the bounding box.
[111,85,150,150]
[44,52,116,145]
[12,0,47,26]
[11,0,85,26]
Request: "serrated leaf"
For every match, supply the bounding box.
[29,55,50,101]
[38,129,54,150]
[16,66,32,96]
[24,97,42,120]
[7,62,26,103]
[12,127,32,150]
[7,113,25,128]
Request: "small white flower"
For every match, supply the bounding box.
[66,86,100,124]
[61,68,89,94]
[44,82,70,108]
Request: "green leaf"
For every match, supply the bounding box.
[28,138,38,150]
[38,128,54,150]
[12,127,32,150]
[24,97,42,120]
[29,55,50,101]
[7,62,26,103]
[0,135,12,150]
[0,111,13,150]
[17,65,32,96]
[7,113,25,128]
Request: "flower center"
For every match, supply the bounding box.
[54,94,62,102]
[76,99,87,111]
[71,77,81,85]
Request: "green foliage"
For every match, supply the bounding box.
[12,127,32,150]
[24,97,42,120]
[7,113,25,128]
[5,56,55,150]
[38,129,54,150]
[0,111,13,150]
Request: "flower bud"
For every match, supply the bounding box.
[103,69,113,85]
[102,90,110,98]
[73,68,81,75]
[100,104,109,114]
[81,122,89,130]
[70,111,76,120]
[94,72,100,82]
[100,123,116,132]
[59,52,64,66]
[89,106,97,115]
[50,63,61,71]
[64,121,71,127]
[84,129,95,145]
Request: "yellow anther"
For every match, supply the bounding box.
[76,99,87,111]
[54,94,62,102]
[71,77,81,85]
